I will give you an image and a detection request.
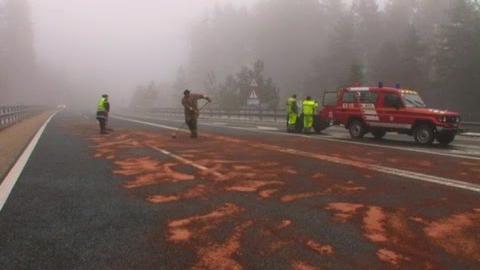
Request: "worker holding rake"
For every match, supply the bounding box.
[181,89,211,138]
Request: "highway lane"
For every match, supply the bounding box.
[1,110,480,270]
[114,112,480,161]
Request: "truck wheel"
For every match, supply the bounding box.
[349,119,366,139]
[437,131,455,146]
[414,125,435,145]
[372,129,386,139]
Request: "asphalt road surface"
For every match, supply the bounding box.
[1,110,480,270]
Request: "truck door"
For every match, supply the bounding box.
[320,91,338,123]
[336,90,360,125]
[377,92,407,129]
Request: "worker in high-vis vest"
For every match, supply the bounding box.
[96,94,110,134]
[286,94,298,132]
[302,96,317,134]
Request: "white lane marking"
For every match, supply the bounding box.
[148,145,224,179]
[462,132,480,137]
[213,125,480,161]
[452,143,480,150]
[0,111,58,212]
[211,122,228,126]
[112,115,183,131]
[113,114,480,161]
[114,116,480,193]
[248,143,480,193]
[257,126,279,131]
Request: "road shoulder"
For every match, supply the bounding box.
[0,111,55,182]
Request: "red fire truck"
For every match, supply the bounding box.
[310,86,461,145]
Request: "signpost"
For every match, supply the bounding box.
[247,80,260,107]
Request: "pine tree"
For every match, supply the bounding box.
[433,0,480,113]
[349,63,366,86]
[400,25,425,90]
[352,0,383,73]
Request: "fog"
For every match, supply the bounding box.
[1,0,257,107]
[31,0,258,107]
[1,0,479,118]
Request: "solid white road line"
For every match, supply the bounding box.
[0,111,58,212]
[246,142,480,193]
[462,132,480,137]
[114,116,480,193]
[148,144,224,179]
[212,125,480,161]
[257,126,280,131]
[112,115,183,131]
[112,114,480,161]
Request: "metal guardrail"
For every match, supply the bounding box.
[0,106,44,130]
[145,108,286,122]
[132,107,480,130]
[462,121,480,132]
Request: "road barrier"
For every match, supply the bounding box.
[129,107,480,131]
[0,106,44,130]
[144,107,286,122]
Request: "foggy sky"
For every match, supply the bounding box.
[31,0,258,104]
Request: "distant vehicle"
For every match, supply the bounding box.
[57,104,67,109]
[315,86,461,145]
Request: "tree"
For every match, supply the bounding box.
[384,0,417,42]
[306,9,357,95]
[400,25,426,90]
[352,0,383,75]
[130,81,160,110]
[349,63,366,86]
[0,0,35,102]
[252,0,323,93]
[432,0,480,113]
[216,60,279,110]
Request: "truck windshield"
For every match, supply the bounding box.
[403,94,426,108]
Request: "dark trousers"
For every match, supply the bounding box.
[186,116,198,137]
[97,118,106,133]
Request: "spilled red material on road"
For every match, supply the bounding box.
[167,203,243,243]
[325,202,364,223]
[195,220,253,270]
[425,211,480,261]
[277,219,292,229]
[363,206,388,243]
[377,248,410,266]
[291,261,324,270]
[306,240,334,256]
[86,126,480,269]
